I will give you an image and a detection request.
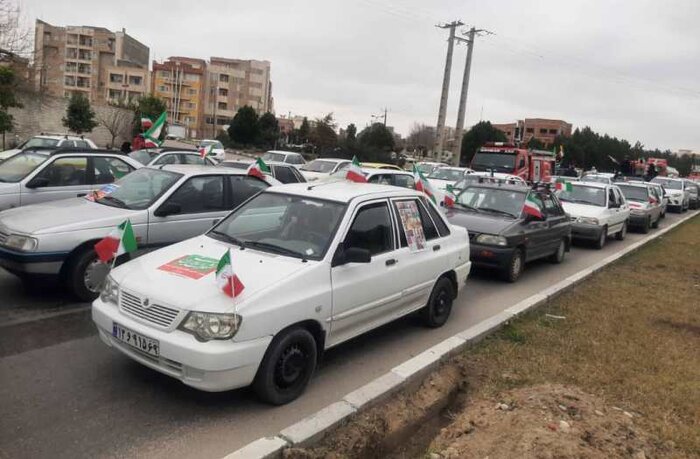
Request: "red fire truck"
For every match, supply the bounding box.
[471,143,556,183]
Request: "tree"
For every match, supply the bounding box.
[228,105,259,145]
[346,123,357,142]
[97,105,133,148]
[525,136,545,149]
[358,122,395,151]
[0,66,22,148]
[132,95,167,137]
[406,123,435,155]
[460,121,508,165]
[298,117,310,142]
[0,0,31,56]
[310,113,338,154]
[62,93,97,135]
[257,112,279,148]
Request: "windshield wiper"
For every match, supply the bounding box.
[476,207,516,218]
[209,230,247,248]
[245,240,308,261]
[455,202,479,212]
[98,195,129,209]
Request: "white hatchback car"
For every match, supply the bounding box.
[427,166,473,192]
[299,158,351,181]
[92,182,471,404]
[0,134,98,162]
[261,150,306,168]
[198,140,226,162]
[651,177,690,212]
[556,181,630,249]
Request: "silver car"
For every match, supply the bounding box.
[615,182,662,233]
[0,149,142,211]
[0,165,280,300]
[128,148,217,167]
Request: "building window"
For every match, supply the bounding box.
[77,77,90,88]
[526,127,534,133]
[66,34,78,45]
[548,129,558,135]
[219,74,229,83]
[539,128,548,134]
[184,73,200,82]
[78,49,92,60]
[217,118,227,126]
[78,63,91,75]
[160,70,169,77]
[66,48,78,59]
[217,102,227,110]
[250,82,263,89]
[65,62,78,73]
[64,76,76,87]
[79,35,93,47]
[128,75,143,85]
[218,88,228,97]
[158,85,167,92]
[109,89,123,100]
[189,88,197,95]
[109,73,123,83]
[128,91,141,101]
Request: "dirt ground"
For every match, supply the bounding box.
[285,217,700,458]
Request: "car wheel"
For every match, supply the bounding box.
[661,210,666,219]
[615,222,627,241]
[66,247,126,302]
[548,239,566,264]
[502,248,524,282]
[253,327,317,405]
[420,277,454,328]
[651,214,660,229]
[594,227,607,250]
[641,217,651,234]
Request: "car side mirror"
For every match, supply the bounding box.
[332,243,371,267]
[154,202,181,217]
[25,177,50,189]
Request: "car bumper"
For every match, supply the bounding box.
[92,298,272,392]
[571,223,603,241]
[0,246,68,275]
[455,260,472,289]
[628,212,650,227]
[469,244,514,270]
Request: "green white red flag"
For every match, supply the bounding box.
[555,179,573,192]
[199,144,213,158]
[216,250,244,298]
[247,157,271,179]
[94,220,138,263]
[345,156,367,183]
[413,165,436,204]
[523,193,544,219]
[143,112,166,148]
[443,184,456,207]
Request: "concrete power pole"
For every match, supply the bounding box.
[452,27,492,166]
[433,20,463,158]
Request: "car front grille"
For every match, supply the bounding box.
[120,291,180,329]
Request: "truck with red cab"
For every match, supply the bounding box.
[470,143,555,183]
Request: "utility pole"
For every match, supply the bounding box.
[452,27,493,166]
[433,20,463,158]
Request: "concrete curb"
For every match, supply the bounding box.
[225,211,698,458]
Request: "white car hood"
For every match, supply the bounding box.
[666,189,684,197]
[0,198,140,234]
[111,235,314,313]
[561,202,606,219]
[0,148,21,161]
[0,181,20,196]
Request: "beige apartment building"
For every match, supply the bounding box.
[493,118,573,147]
[33,20,149,104]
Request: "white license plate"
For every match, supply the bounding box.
[112,323,160,357]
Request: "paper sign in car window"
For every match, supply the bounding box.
[395,200,426,252]
[86,183,119,201]
[157,255,219,279]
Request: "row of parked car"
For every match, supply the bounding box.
[0,145,696,405]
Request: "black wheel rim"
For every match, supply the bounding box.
[434,288,451,318]
[274,344,308,390]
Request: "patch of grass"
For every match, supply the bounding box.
[498,322,527,344]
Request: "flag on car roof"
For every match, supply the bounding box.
[140,117,153,130]
[94,220,138,263]
[522,193,544,219]
[555,179,573,192]
[216,250,244,298]
[143,112,166,147]
[443,184,456,207]
[345,156,367,183]
[247,157,271,179]
[199,144,213,158]
[413,165,437,204]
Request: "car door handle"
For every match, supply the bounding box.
[76,193,87,197]
[385,259,397,266]
[433,244,441,251]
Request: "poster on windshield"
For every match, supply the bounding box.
[395,201,426,252]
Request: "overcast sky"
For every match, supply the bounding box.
[23,0,700,150]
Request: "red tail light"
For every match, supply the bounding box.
[649,197,656,204]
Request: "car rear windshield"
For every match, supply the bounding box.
[93,168,182,210]
[262,152,286,162]
[300,159,337,173]
[210,192,346,261]
[200,140,223,149]
[652,178,682,190]
[0,151,50,182]
[128,149,159,165]
[219,161,251,170]
[456,186,526,218]
[23,137,60,149]
[428,168,465,181]
[557,184,606,207]
[471,152,516,171]
[581,175,610,184]
[616,185,649,202]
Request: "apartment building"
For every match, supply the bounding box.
[493,118,572,147]
[33,20,149,104]
[151,57,206,138]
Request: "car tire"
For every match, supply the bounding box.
[641,217,651,234]
[651,215,660,229]
[615,222,627,241]
[420,277,454,328]
[253,327,317,405]
[65,247,125,302]
[502,248,524,282]
[594,227,607,250]
[548,239,566,264]
[661,210,666,219]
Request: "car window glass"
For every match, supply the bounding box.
[93,157,134,184]
[164,175,225,213]
[542,194,564,217]
[608,188,617,206]
[368,174,392,185]
[154,154,178,165]
[272,165,299,184]
[393,174,415,189]
[182,154,207,165]
[393,199,437,247]
[423,197,450,237]
[345,202,393,255]
[288,155,304,164]
[36,157,88,186]
[74,140,89,148]
[229,175,269,208]
[291,167,306,182]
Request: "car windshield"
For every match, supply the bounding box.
[428,168,465,181]
[93,168,182,210]
[617,185,649,202]
[557,184,607,206]
[23,137,60,148]
[652,178,682,190]
[471,152,516,171]
[300,159,338,173]
[417,164,437,175]
[220,161,251,170]
[0,151,50,182]
[581,175,610,184]
[210,192,346,260]
[262,152,286,162]
[128,149,159,165]
[456,186,526,218]
[200,140,223,149]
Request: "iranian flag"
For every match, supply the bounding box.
[140,117,153,130]
[443,184,456,207]
[247,158,271,179]
[345,156,367,183]
[143,111,166,147]
[523,193,544,219]
[413,165,437,204]
[555,179,573,192]
[94,220,138,263]
[199,144,213,158]
[216,250,245,298]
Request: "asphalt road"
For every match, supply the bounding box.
[0,211,695,459]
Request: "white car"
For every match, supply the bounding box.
[198,140,226,162]
[0,134,98,162]
[261,150,306,168]
[580,173,616,185]
[127,149,218,167]
[556,182,630,249]
[299,158,351,181]
[92,182,472,404]
[219,160,306,184]
[427,166,474,192]
[416,161,448,176]
[328,167,416,189]
[651,177,690,212]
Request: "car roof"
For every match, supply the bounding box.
[154,164,247,176]
[616,181,649,188]
[434,166,469,171]
[33,134,86,140]
[266,150,302,156]
[363,168,411,176]
[462,181,530,192]
[265,181,421,203]
[308,158,348,164]
[47,148,131,156]
[571,181,610,189]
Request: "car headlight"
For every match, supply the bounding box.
[577,217,599,225]
[179,312,242,342]
[4,234,38,251]
[100,275,119,305]
[475,234,508,247]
